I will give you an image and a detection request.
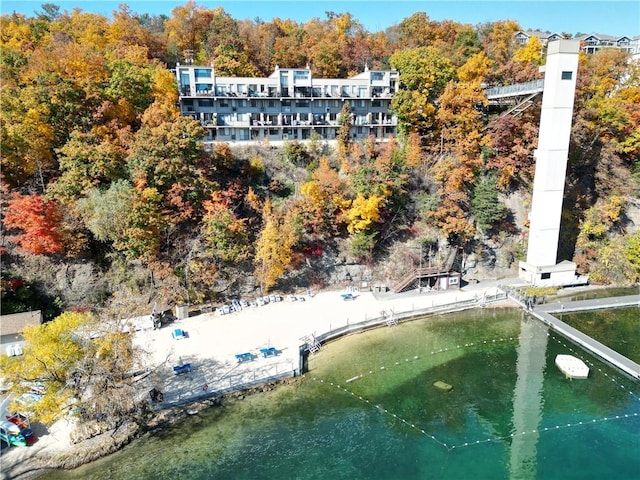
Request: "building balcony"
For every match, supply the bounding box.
[179,88,394,101]
[203,118,396,129]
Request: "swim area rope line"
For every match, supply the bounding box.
[312,328,639,452]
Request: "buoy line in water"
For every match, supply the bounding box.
[311,329,639,451]
[313,377,640,452]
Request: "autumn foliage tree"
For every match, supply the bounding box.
[254,199,298,291]
[3,192,65,255]
[0,309,145,427]
[201,190,250,264]
[390,46,455,138]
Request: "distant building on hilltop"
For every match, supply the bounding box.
[174,64,399,143]
[514,30,565,46]
[575,33,638,55]
[514,31,640,56]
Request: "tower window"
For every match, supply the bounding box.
[561,71,572,80]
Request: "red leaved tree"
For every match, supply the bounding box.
[3,193,64,255]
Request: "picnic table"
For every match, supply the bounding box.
[173,363,191,374]
[172,328,186,339]
[235,352,253,363]
[260,347,277,358]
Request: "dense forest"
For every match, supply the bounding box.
[2,2,639,320]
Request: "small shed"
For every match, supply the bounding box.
[0,311,43,356]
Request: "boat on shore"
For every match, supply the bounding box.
[555,354,590,379]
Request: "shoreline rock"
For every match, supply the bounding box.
[5,376,303,479]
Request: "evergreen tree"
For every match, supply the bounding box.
[470,174,506,233]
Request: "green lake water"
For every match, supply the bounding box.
[558,307,640,363]
[41,308,640,480]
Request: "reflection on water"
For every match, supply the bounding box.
[42,308,640,480]
[509,316,547,480]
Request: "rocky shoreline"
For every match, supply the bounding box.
[6,376,302,479]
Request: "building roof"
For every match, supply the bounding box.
[0,311,42,336]
[576,33,632,41]
[518,30,563,39]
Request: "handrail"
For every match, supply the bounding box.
[485,79,544,99]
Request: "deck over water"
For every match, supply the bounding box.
[530,295,640,380]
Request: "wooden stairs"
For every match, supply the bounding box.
[391,248,458,294]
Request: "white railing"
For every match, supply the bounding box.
[485,79,544,99]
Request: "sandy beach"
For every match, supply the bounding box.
[0,282,510,479]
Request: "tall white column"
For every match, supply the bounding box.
[525,40,580,267]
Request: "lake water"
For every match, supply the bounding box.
[42,308,640,480]
[559,307,639,363]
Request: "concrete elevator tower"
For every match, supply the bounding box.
[519,40,581,286]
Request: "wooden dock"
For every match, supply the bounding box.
[530,295,640,380]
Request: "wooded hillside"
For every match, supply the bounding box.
[2,2,639,319]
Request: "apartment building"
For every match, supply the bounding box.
[514,30,564,46]
[576,34,639,55]
[514,30,640,57]
[175,64,399,143]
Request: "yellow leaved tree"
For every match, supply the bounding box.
[345,194,383,234]
[254,199,299,291]
[0,310,141,426]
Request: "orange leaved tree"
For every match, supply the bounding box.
[3,192,64,255]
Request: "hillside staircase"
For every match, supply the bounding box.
[391,248,458,294]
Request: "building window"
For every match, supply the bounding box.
[448,277,459,285]
[561,71,572,80]
[293,70,309,80]
[371,72,384,81]
[194,68,212,79]
[541,272,551,280]
[198,99,213,107]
